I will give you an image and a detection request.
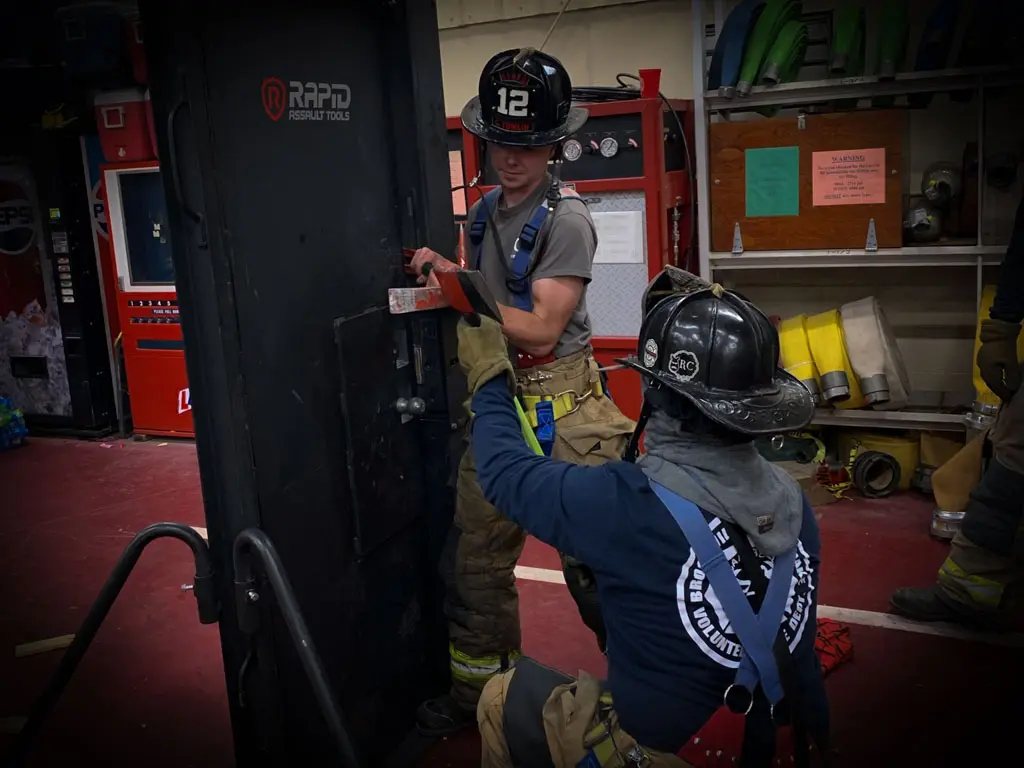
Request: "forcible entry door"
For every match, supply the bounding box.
[140,0,463,763]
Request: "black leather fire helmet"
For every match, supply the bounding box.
[461,48,588,147]
[617,287,815,438]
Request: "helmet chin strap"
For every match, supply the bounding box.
[546,143,565,206]
[622,397,653,463]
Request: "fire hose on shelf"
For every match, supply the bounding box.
[778,315,822,405]
[839,296,911,410]
[804,310,865,409]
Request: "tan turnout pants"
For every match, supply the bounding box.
[477,667,690,768]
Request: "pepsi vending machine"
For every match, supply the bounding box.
[0,129,117,436]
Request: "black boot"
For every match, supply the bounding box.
[889,585,1006,631]
[416,693,476,737]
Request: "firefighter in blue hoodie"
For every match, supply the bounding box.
[457,268,831,767]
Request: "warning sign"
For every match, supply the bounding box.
[812,148,886,206]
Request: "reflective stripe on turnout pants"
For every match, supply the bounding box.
[444,348,636,709]
[938,374,1024,614]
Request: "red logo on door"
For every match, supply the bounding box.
[262,78,286,121]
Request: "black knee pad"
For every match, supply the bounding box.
[961,458,1024,557]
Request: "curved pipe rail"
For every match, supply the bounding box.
[5,523,218,767]
[232,528,361,768]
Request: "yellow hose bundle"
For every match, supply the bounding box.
[805,309,866,409]
[778,315,821,404]
[974,284,1024,406]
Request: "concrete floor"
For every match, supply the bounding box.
[1,437,1021,766]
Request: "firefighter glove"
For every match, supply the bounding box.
[977,318,1022,401]
[457,316,515,395]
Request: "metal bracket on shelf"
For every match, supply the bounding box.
[864,219,878,252]
[732,222,744,254]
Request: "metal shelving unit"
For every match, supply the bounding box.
[688,1,1024,432]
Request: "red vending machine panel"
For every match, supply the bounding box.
[102,161,193,437]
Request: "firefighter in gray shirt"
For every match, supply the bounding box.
[408,48,636,735]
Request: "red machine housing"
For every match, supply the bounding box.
[100,160,193,437]
[453,94,696,421]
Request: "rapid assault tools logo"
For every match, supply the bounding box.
[677,515,814,668]
[262,77,352,122]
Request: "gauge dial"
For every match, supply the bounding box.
[563,139,583,162]
[599,136,619,158]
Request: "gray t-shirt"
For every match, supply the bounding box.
[467,178,597,358]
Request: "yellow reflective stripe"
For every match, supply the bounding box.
[938,557,1004,608]
[448,644,520,682]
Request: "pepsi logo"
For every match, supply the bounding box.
[0,187,36,256]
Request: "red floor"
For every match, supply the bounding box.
[1,438,1021,767]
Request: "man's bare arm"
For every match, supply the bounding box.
[498,275,584,358]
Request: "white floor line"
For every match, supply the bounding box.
[515,565,566,584]
[514,565,1024,649]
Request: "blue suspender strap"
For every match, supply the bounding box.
[507,201,552,312]
[648,480,792,709]
[732,547,796,705]
[468,188,501,271]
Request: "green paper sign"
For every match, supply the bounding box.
[745,146,800,217]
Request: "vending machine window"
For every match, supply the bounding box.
[120,170,174,285]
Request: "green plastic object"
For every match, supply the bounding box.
[760,20,809,85]
[874,0,909,79]
[754,20,808,117]
[829,6,865,109]
[830,6,865,76]
[736,0,802,96]
[871,0,909,107]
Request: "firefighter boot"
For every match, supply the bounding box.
[416,693,476,737]
[889,584,1008,631]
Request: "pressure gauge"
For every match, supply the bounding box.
[563,139,583,162]
[599,136,619,158]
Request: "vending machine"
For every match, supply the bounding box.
[102,160,193,437]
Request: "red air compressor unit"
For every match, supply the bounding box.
[101,161,193,437]
[458,92,696,420]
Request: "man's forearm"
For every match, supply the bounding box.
[498,303,562,357]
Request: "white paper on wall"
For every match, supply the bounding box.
[592,210,644,265]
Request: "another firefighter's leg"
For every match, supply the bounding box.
[418,441,526,735]
[892,384,1024,625]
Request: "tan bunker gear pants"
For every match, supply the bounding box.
[478,666,690,768]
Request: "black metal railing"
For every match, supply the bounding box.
[4,524,359,768]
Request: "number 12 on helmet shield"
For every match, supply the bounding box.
[496,87,529,117]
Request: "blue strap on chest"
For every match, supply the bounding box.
[468,188,556,313]
[648,480,795,708]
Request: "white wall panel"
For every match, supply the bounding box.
[438,0,695,115]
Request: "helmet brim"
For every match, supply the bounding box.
[460,97,589,147]
[615,356,816,437]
